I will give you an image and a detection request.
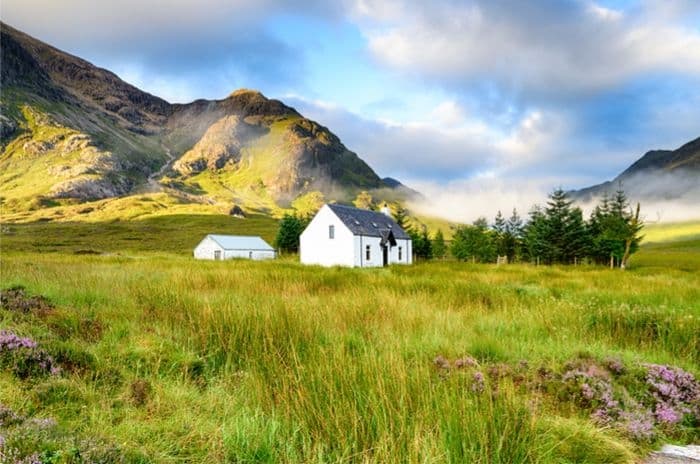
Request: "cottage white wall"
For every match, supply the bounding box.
[353,236,383,267]
[194,237,222,260]
[352,236,412,267]
[300,205,355,266]
[392,238,412,265]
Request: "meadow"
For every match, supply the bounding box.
[0,217,698,463]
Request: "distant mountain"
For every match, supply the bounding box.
[0,23,406,218]
[381,177,423,199]
[571,137,700,201]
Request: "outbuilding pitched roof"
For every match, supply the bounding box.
[327,204,411,239]
[207,235,274,251]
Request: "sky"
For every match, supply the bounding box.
[3,0,700,220]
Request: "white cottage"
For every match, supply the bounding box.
[194,235,276,260]
[300,204,412,267]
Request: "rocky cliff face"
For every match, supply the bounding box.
[0,23,386,214]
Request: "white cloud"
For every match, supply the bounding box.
[355,0,700,97]
[287,94,580,184]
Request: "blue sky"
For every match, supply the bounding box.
[3,0,700,217]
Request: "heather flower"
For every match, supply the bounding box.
[454,356,477,369]
[0,404,23,427]
[591,407,613,426]
[472,371,485,393]
[16,453,42,464]
[433,355,450,370]
[28,417,57,430]
[0,330,59,378]
[581,383,595,400]
[655,403,681,425]
[604,358,625,375]
[621,410,655,441]
[0,331,37,351]
[644,363,700,422]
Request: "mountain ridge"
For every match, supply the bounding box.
[570,136,700,202]
[0,22,396,220]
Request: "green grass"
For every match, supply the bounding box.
[642,220,700,244]
[0,217,699,462]
[0,213,279,254]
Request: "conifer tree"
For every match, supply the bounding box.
[505,208,524,261]
[451,218,495,262]
[418,228,433,259]
[492,210,508,257]
[524,205,549,263]
[275,214,305,253]
[432,229,447,259]
[392,205,410,232]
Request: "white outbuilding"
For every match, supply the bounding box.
[194,235,276,260]
[300,203,412,267]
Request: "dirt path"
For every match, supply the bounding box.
[145,145,176,193]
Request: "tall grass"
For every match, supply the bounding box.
[0,232,699,462]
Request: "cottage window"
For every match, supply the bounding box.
[329,225,335,239]
[398,247,402,261]
[366,245,371,261]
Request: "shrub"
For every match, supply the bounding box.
[0,331,60,379]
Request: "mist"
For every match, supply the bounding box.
[577,171,700,224]
[407,178,549,224]
[407,171,700,225]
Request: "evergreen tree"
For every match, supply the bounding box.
[587,193,611,264]
[564,206,591,263]
[621,202,643,269]
[588,187,643,268]
[543,188,573,263]
[531,188,592,264]
[274,214,305,253]
[411,227,433,260]
[492,210,508,257]
[432,229,447,259]
[420,228,433,259]
[392,205,411,232]
[523,206,550,263]
[451,218,496,263]
[505,208,524,261]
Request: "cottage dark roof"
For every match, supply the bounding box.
[327,204,411,240]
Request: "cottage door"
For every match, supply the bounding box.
[214,250,221,260]
[382,245,388,267]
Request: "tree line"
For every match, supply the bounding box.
[444,187,642,268]
[274,187,643,268]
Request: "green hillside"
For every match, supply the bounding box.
[1,23,392,222]
[1,218,699,462]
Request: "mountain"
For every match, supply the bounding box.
[0,23,396,219]
[381,177,423,200]
[571,137,700,202]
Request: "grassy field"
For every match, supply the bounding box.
[0,217,699,463]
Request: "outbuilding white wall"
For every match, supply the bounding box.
[300,205,355,266]
[194,236,275,261]
[194,236,221,260]
[223,250,276,260]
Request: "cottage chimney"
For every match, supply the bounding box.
[381,204,392,217]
